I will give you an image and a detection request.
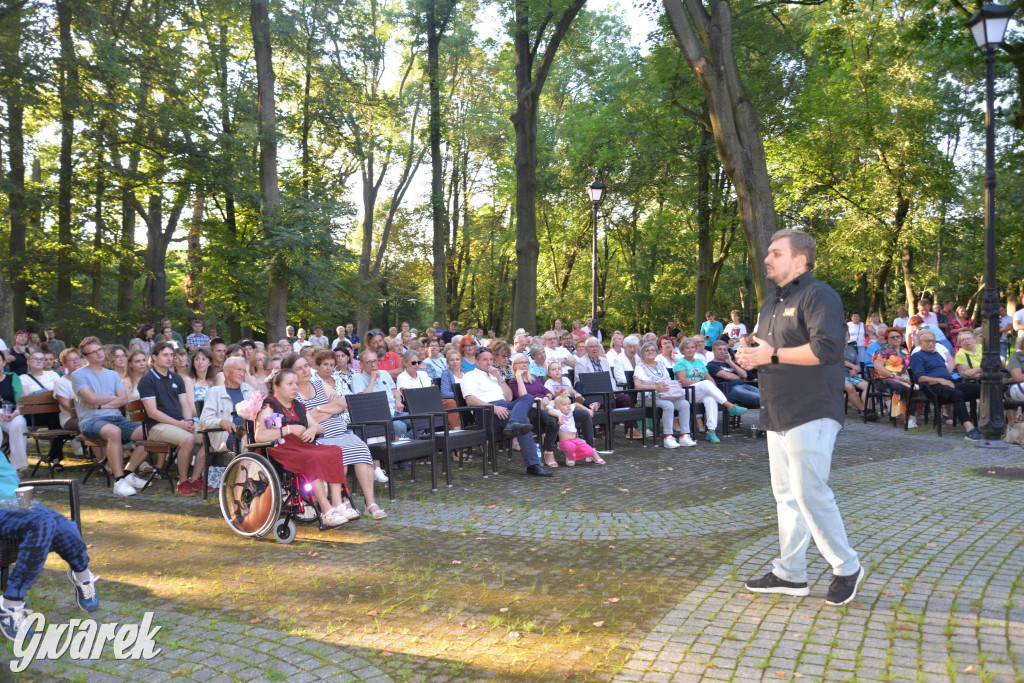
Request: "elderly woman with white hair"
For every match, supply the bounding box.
[633,341,695,448]
[199,356,254,452]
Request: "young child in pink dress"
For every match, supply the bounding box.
[549,395,605,466]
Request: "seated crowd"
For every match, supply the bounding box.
[0,299,1019,508]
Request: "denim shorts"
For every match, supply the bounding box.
[80,414,140,443]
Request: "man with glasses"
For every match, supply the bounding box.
[543,331,575,375]
[909,330,982,440]
[42,327,66,357]
[366,331,402,380]
[353,350,409,439]
[72,337,150,497]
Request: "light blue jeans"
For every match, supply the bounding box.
[766,418,859,582]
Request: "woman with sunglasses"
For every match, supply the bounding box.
[396,350,432,393]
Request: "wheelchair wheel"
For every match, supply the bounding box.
[218,452,283,539]
[273,518,297,544]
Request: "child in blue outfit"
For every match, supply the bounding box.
[0,455,99,641]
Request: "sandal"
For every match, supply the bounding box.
[543,451,558,468]
[564,458,575,467]
[339,500,361,520]
[590,455,606,465]
[366,503,388,520]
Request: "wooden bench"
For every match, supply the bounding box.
[17,392,78,478]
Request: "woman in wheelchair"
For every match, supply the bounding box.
[254,368,359,528]
[285,353,386,520]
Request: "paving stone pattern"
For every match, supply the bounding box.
[2,414,1023,681]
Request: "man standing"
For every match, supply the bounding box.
[442,321,460,345]
[461,348,550,477]
[308,325,330,348]
[43,328,66,356]
[138,342,208,496]
[700,311,724,350]
[735,229,863,606]
[186,320,211,350]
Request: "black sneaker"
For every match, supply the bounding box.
[825,566,865,605]
[964,428,983,442]
[743,571,809,596]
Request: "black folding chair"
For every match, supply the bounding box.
[345,392,441,501]
[575,371,649,449]
[403,386,491,481]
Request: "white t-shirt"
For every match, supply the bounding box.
[892,316,910,329]
[1014,309,1024,341]
[847,321,866,347]
[545,346,573,366]
[459,368,506,404]
[20,370,60,392]
[396,371,431,392]
[0,338,8,351]
[53,375,75,427]
[911,343,952,362]
[724,323,747,345]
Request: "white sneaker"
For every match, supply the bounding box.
[907,417,918,429]
[125,472,149,490]
[664,436,680,449]
[113,478,138,497]
[71,440,83,456]
[679,435,697,447]
[645,429,654,438]
[373,467,389,483]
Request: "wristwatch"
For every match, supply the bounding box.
[771,347,779,364]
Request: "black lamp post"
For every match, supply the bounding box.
[967,3,1015,444]
[587,175,606,338]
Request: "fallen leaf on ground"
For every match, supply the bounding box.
[452,560,462,565]
[592,621,605,627]
[500,607,509,612]
[606,597,620,603]
[249,617,262,624]
[963,665,976,673]
[367,610,378,616]
[381,651,394,657]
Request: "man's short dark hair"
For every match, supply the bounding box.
[770,229,816,271]
[209,337,226,348]
[240,339,255,349]
[476,347,493,359]
[151,341,175,356]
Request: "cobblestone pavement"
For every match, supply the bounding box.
[2,413,1023,681]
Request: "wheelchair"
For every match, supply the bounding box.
[218,420,342,544]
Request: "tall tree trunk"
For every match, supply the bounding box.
[250,0,286,340]
[56,0,78,320]
[427,0,452,326]
[902,243,915,312]
[694,120,713,327]
[855,272,867,316]
[186,195,204,310]
[662,0,774,307]
[4,3,27,330]
[91,146,106,310]
[509,0,588,335]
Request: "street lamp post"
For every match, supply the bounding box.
[587,175,606,338]
[967,3,1015,444]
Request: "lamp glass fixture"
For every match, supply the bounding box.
[587,179,606,204]
[967,3,1015,51]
